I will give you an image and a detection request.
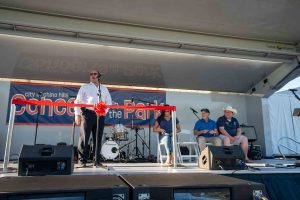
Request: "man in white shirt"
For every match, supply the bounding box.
[74,70,112,166]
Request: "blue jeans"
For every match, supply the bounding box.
[159,133,173,155]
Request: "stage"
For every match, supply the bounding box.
[74,158,300,175]
[1,158,300,176]
[1,158,300,199]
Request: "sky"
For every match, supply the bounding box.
[276,76,300,93]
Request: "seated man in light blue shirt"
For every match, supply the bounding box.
[194,108,222,152]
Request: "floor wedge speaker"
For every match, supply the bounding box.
[199,146,245,170]
[18,144,74,176]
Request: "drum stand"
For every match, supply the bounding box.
[117,127,149,162]
[133,128,143,159]
[131,97,155,161]
[117,129,140,161]
[129,116,148,160]
[131,128,150,160]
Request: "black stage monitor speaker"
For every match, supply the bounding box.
[18,145,74,176]
[0,175,129,200]
[199,146,245,170]
[120,173,267,200]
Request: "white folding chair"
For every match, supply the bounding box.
[177,129,200,163]
[156,134,168,164]
[156,134,182,164]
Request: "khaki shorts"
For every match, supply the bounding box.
[219,134,245,145]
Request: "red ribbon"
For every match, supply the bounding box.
[93,102,107,116]
[12,99,176,116]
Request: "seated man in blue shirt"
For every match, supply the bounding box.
[217,106,250,162]
[194,108,222,152]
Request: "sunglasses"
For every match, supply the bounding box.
[90,72,98,76]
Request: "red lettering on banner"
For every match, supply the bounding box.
[146,103,150,119]
[67,98,75,116]
[155,110,161,119]
[12,98,171,122]
[12,94,26,115]
[54,99,67,115]
[12,95,77,117]
[124,100,135,119]
[40,97,54,116]
[155,102,165,119]
[135,103,146,120]
[145,101,163,119]
[26,98,38,115]
[146,101,158,119]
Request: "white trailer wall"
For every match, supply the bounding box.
[263,92,300,156]
[0,80,265,160]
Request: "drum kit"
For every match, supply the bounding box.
[100,123,149,162]
[100,124,128,161]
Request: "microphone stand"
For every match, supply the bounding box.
[131,96,153,160]
[94,77,101,167]
[290,89,300,101]
[34,92,42,145]
[191,111,200,120]
[69,95,77,147]
[72,122,76,146]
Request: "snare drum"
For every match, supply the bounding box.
[112,124,128,140]
[101,140,119,160]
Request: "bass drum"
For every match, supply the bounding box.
[101,140,119,160]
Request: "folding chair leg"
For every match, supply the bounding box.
[157,144,164,164]
[179,149,183,163]
[157,144,160,163]
[159,145,163,164]
[194,145,200,163]
[188,146,192,162]
[177,144,183,164]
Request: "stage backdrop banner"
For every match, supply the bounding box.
[6,82,166,126]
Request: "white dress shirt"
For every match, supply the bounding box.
[74,82,112,115]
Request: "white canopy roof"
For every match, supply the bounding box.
[0,1,299,96]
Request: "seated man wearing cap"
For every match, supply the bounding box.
[194,108,222,152]
[217,106,250,162]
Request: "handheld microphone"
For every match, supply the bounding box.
[97,72,101,82]
[190,107,198,113]
[131,96,134,103]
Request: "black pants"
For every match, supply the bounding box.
[78,109,105,163]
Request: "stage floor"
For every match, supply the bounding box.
[1,158,300,177]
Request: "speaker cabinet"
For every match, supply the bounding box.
[248,145,262,160]
[0,175,129,200]
[18,145,74,176]
[199,146,245,170]
[120,173,267,200]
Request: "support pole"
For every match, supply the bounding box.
[172,110,177,167]
[3,104,16,173]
